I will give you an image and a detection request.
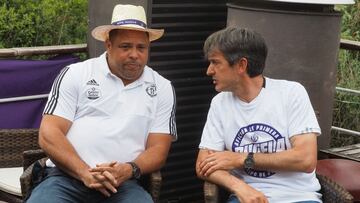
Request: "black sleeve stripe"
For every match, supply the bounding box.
[169,84,177,138]
[44,67,70,115]
[44,68,64,113]
[44,66,70,114]
[49,67,72,115]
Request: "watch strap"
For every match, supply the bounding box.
[127,161,141,179]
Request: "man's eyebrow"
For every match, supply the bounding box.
[119,42,147,45]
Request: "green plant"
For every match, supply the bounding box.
[0,0,88,48]
[338,0,360,40]
[331,1,360,147]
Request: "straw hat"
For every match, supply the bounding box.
[91,4,164,42]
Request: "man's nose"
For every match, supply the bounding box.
[206,65,214,76]
[129,48,139,59]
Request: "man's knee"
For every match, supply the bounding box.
[26,177,59,203]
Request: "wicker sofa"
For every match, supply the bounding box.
[0,129,162,203]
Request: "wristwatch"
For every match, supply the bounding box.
[127,162,141,179]
[244,152,255,170]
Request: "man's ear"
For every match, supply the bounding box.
[236,57,248,74]
[105,39,111,51]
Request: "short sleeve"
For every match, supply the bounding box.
[287,83,321,137]
[199,96,225,151]
[149,82,177,140]
[43,66,78,122]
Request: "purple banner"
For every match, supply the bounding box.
[0,54,80,129]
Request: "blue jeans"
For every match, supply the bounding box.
[227,194,240,203]
[227,194,320,203]
[26,167,153,203]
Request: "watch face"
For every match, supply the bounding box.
[244,153,255,169]
[133,165,141,179]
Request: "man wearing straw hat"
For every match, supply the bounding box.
[26,4,176,203]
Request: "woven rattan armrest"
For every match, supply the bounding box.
[22,149,47,171]
[20,157,47,198]
[317,174,354,203]
[204,181,219,203]
[149,170,162,203]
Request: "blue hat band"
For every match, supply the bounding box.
[112,19,147,28]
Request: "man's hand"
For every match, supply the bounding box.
[88,161,133,194]
[234,183,268,203]
[198,150,245,177]
[197,149,269,203]
[80,168,117,197]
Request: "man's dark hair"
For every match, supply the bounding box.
[109,29,120,42]
[203,27,268,78]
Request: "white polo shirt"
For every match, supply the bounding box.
[44,52,177,167]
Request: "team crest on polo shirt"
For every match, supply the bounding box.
[232,123,288,178]
[86,87,101,100]
[146,84,157,97]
